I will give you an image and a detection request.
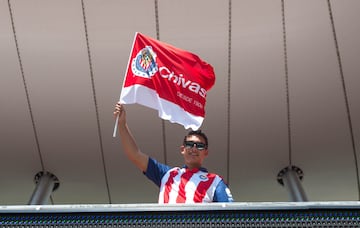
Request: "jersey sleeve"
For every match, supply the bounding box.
[144,157,171,187]
[213,179,234,202]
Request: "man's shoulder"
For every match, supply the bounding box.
[148,157,172,172]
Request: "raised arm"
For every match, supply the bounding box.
[114,102,149,172]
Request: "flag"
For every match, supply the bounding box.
[119,32,215,130]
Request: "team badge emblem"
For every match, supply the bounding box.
[199,174,208,181]
[131,46,158,78]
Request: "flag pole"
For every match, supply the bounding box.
[112,97,120,138]
[113,33,139,138]
[113,114,119,138]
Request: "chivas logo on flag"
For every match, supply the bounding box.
[131,46,158,78]
[119,32,215,130]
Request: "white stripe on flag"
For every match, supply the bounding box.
[120,85,203,130]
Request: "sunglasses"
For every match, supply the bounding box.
[184,141,207,150]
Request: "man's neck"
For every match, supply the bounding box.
[183,164,207,172]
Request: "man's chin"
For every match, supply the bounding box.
[186,160,201,167]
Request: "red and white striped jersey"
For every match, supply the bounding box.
[158,167,222,204]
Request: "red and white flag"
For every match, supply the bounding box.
[119,32,215,130]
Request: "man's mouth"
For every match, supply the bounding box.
[189,152,199,156]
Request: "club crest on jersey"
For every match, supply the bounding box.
[199,174,208,181]
[131,46,158,78]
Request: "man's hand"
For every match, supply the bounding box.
[114,102,126,128]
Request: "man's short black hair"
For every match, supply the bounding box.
[183,130,208,148]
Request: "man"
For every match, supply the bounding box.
[114,102,233,203]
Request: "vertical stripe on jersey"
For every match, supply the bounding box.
[176,170,195,203]
[193,173,216,202]
[163,169,179,203]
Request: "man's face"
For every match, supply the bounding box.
[180,135,208,169]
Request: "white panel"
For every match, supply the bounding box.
[9,0,109,203]
[0,0,42,204]
[286,0,357,200]
[82,0,163,203]
[159,0,230,193]
[230,0,289,201]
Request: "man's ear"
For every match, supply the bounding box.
[180,145,185,155]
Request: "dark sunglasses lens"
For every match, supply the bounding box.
[185,141,194,148]
[196,143,206,150]
[184,141,206,150]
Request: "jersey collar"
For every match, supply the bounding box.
[182,165,208,173]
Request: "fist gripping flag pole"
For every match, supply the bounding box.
[113,32,215,137]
